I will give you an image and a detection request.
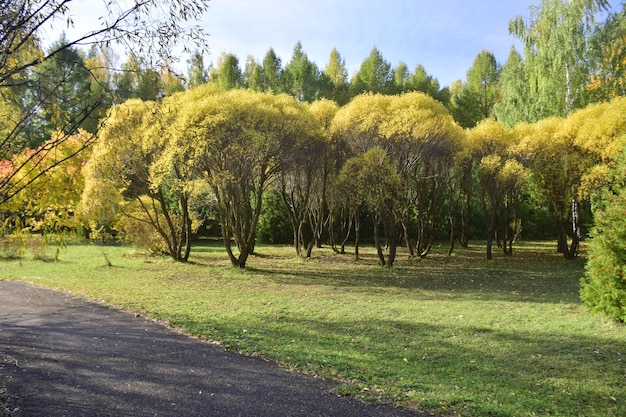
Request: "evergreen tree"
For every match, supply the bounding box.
[350,46,393,95]
[451,50,500,128]
[283,41,320,102]
[263,48,284,93]
[581,146,626,322]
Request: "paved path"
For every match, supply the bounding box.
[0,281,432,417]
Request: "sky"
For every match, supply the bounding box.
[201,0,542,86]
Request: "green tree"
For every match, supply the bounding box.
[244,56,265,91]
[451,50,500,128]
[494,47,531,126]
[29,34,94,146]
[263,48,284,93]
[392,62,410,93]
[509,0,609,120]
[186,51,209,89]
[350,46,393,95]
[211,52,243,90]
[581,146,626,322]
[283,41,321,102]
[407,64,449,104]
[588,3,626,100]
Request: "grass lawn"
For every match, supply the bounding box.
[1,240,624,417]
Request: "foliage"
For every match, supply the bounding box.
[493,47,530,127]
[1,129,92,260]
[350,47,394,96]
[210,53,244,90]
[0,0,209,209]
[451,50,500,128]
[256,190,292,244]
[80,98,198,261]
[508,0,609,121]
[469,120,528,259]
[169,88,320,267]
[581,147,626,322]
[588,3,626,100]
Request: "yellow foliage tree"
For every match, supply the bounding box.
[469,119,527,260]
[80,98,198,261]
[171,88,319,267]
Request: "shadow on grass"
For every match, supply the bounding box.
[242,247,585,305]
[169,310,624,417]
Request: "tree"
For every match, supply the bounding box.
[28,34,94,146]
[381,92,463,257]
[392,62,410,93]
[244,56,265,91]
[331,93,395,262]
[1,0,208,209]
[581,146,626,322]
[277,108,326,257]
[509,0,609,120]
[262,48,284,93]
[512,117,587,259]
[186,51,209,89]
[350,46,393,96]
[2,129,93,252]
[81,98,197,261]
[494,47,531,126]
[210,52,243,90]
[468,119,525,260]
[588,4,626,100]
[339,148,402,266]
[451,50,500,128]
[283,42,321,102]
[324,48,350,105]
[407,64,449,104]
[174,89,318,268]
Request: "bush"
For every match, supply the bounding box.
[256,190,292,244]
[581,152,626,322]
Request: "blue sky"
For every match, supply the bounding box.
[202,0,543,86]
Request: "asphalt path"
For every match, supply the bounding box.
[0,281,433,417]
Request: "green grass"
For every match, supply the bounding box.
[1,240,625,417]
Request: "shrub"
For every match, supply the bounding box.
[581,150,626,322]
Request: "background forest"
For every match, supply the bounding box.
[2,0,626,320]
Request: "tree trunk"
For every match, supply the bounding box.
[354,213,360,261]
[401,220,415,257]
[180,194,192,262]
[486,226,494,261]
[222,226,239,267]
[387,223,398,268]
[373,218,386,266]
[448,214,455,256]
